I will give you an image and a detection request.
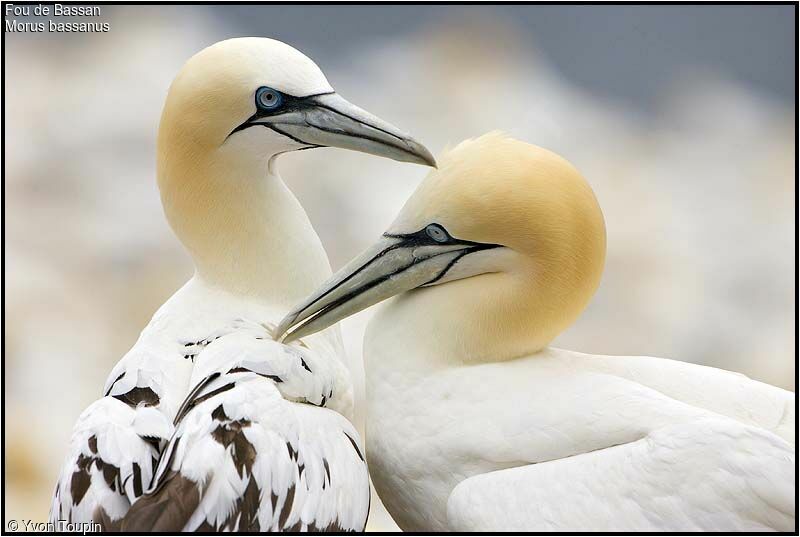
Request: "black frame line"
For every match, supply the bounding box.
[1,2,796,536]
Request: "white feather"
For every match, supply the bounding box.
[365,341,795,531]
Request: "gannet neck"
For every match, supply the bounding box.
[368,253,590,368]
[386,136,606,366]
[157,129,331,308]
[150,37,436,309]
[277,134,606,363]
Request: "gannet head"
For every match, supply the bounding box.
[276,133,606,358]
[159,37,435,167]
[155,38,436,301]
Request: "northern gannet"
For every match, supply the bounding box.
[276,133,795,532]
[50,37,434,531]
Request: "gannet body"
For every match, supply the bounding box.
[50,38,434,531]
[277,133,795,532]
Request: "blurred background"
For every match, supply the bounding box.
[4,5,796,531]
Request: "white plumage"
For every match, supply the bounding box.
[276,133,795,531]
[119,310,368,531]
[51,280,369,531]
[50,37,433,531]
[447,417,793,531]
[366,346,794,531]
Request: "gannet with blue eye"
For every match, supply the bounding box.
[49,37,434,532]
[276,133,795,532]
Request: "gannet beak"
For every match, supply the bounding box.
[240,93,436,167]
[274,229,500,342]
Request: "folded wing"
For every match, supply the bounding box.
[447,417,794,532]
[121,332,369,532]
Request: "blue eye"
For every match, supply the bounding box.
[256,87,282,110]
[425,224,450,243]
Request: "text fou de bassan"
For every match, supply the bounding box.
[5,4,110,33]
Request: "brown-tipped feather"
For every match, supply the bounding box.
[120,472,201,532]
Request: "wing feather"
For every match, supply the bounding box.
[49,396,171,529]
[447,417,795,531]
[122,373,369,531]
[562,350,795,443]
[55,316,361,531]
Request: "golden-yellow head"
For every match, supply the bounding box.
[159,37,330,152]
[278,133,606,359]
[158,37,436,165]
[155,38,436,298]
[393,132,606,285]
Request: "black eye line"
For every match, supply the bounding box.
[389,225,502,287]
[255,89,335,117]
[225,90,336,140]
[298,225,495,317]
[383,222,503,253]
[284,224,504,338]
[225,89,413,155]
[287,237,501,339]
[385,223,471,247]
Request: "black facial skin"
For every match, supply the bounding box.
[226,87,424,160]
[290,224,501,334]
[384,224,502,286]
[226,89,335,143]
[279,223,502,339]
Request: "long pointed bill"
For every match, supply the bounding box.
[248,93,436,167]
[274,230,499,342]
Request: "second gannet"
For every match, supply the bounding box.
[50,38,434,531]
[276,133,795,531]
